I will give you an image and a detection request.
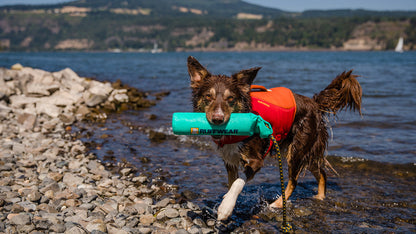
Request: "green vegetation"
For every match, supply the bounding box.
[0,0,415,51]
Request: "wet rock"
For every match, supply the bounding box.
[154,91,170,100]
[293,206,313,217]
[148,130,167,143]
[155,197,171,208]
[182,190,199,200]
[108,89,129,103]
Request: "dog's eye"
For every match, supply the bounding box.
[227,96,235,103]
[205,94,213,101]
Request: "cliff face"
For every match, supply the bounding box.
[343,20,411,51]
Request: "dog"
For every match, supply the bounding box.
[187,56,362,221]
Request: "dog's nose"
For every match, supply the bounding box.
[212,114,224,125]
[211,107,225,125]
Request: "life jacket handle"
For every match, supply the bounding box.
[251,85,271,92]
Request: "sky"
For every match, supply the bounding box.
[0,0,416,12]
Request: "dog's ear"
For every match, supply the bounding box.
[187,56,211,89]
[232,67,261,92]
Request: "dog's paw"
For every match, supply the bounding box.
[269,197,283,209]
[313,194,325,200]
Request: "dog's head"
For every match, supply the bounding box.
[187,56,260,126]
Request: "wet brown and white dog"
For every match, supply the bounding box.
[187,56,362,221]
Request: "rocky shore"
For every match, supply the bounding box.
[0,64,216,233]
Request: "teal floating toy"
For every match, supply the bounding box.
[172,112,273,138]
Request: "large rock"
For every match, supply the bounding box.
[9,95,40,109]
[46,90,81,107]
[35,101,61,118]
[55,68,86,94]
[8,213,31,225]
[25,72,60,97]
[11,63,23,70]
[83,80,113,107]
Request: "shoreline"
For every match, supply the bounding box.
[0,65,216,233]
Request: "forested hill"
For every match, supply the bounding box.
[0,0,415,51]
[0,0,287,18]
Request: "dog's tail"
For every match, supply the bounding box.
[313,70,362,115]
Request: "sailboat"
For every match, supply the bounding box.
[395,37,404,53]
[151,43,162,53]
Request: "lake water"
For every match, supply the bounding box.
[1,51,415,232]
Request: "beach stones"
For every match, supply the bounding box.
[0,64,214,233]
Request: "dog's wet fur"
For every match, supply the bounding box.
[187,56,362,219]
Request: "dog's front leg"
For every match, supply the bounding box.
[225,164,238,188]
[217,177,246,221]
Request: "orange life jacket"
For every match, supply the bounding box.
[213,85,297,157]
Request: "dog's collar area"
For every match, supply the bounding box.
[212,135,274,159]
[212,135,250,148]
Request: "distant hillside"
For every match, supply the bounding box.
[301,9,416,18]
[0,0,415,51]
[1,0,287,18]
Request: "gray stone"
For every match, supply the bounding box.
[139,214,155,225]
[17,201,36,212]
[27,189,42,202]
[134,202,151,215]
[137,227,152,234]
[107,224,129,234]
[39,181,60,194]
[16,112,37,130]
[50,223,66,233]
[188,226,202,234]
[155,198,171,208]
[16,224,35,233]
[125,217,139,227]
[63,173,84,188]
[85,219,107,233]
[75,105,90,120]
[165,208,180,218]
[65,225,87,234]
[8,213,31,225]
[108,89,129,103]
[83,81,113,107]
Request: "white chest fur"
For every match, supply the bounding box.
[218,143,241,167]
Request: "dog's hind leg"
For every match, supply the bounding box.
[269,174,298,208]
[310,167,327,200]
[269,144,300,209]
